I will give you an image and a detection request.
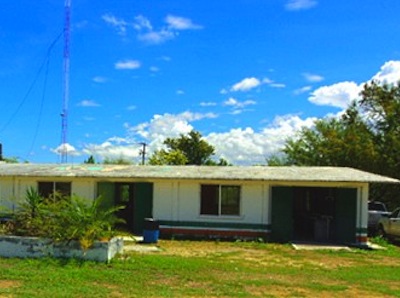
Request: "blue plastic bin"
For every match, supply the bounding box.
[143,218,159,243]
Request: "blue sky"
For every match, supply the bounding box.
[1,0,400,165]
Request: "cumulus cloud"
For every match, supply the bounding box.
[102,14,128,35]
[125,111,217,150]
[82,140,141,161]
[285,0,318,11]
[223,97,256,108]
[294,86,312,95]
[200,101,217,107]
[231,77,261,92]
[92,76,107,83]
[206,115,316,165]
[115,60,141,70]
[103,14,202,45]
[51,143,80,157]
[308,60,400,109]
[78,109,315,165]
[77,100,101,107]
[372,60,400,84]
[303,73,324,83]
[309,81,360,108]
[165,15,203,30]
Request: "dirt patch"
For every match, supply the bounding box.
[0,280,21,289]
[157,240,242,257]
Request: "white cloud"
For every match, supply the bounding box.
[200,101,217,107]
[309,81,360,108]
[150,66,160,72]
[133,15,153,31]
[231,77,261,92]
[77,100,101,107]
[262,77,274,84]
[294,86,312,95]
[125,111,217,148]
[223,97,256,108]
[92,76,107,83]
[303,73,324,83]
[372,60,400,84]
[176,90,185,95]
[285,0,318,11]
[51,143,80,157]
[269,83,286,88]
[308,60,400,109]
[137,29,176,45]
[263,77,286,88]
[115,60,141,70]
[79,109,315,165]
[82,140,140,161]
[132,15,202,45]
[102,14,128,35]
[165,15,203,30]
[127,105,136,111]
[206,114,316,165]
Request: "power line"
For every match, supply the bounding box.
[0,32,62,134]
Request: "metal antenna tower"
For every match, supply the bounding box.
[60,0,71,163]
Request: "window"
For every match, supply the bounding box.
[200,185,240,216]
[38,182,71,199]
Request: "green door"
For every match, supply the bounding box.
[271,187,293,242]
[335,188,357,243]
[97,182,115,210]
[133,183,154,234]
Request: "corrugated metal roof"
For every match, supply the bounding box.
[0,163,398,183]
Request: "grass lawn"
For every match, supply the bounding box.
[0,238,399,297]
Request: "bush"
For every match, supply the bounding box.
[3,188,125,250]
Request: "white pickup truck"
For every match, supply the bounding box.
[368,201,391,235]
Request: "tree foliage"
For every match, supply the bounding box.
[270,81,400,208]
[103,156,133,165]
[148,130,229,166]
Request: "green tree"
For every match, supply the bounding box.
[84,155,96,164]
[148,130,227,165]
[274,81,400,207]
[148,149,188,165]
[103,156,133,165]
[281,102,378,171]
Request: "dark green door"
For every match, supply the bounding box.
[335,188,357,243]
[133,183,153,234]
[271,187,293,242]
[97,182,115,210]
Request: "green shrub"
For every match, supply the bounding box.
[6,188,125,250]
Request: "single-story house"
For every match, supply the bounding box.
[0,163,398,245]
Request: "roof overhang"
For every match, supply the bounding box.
[0,164,398,184]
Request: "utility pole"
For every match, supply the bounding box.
[139,142,147,165]
[61,0,71,163]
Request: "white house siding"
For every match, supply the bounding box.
[72,179,96,201]
[0,171,374,244]
[153,181,177,221]
[153,179,270,238]
[0,178,16,212]
[154,180,268,224]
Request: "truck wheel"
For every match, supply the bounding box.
[377,225,386,238]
